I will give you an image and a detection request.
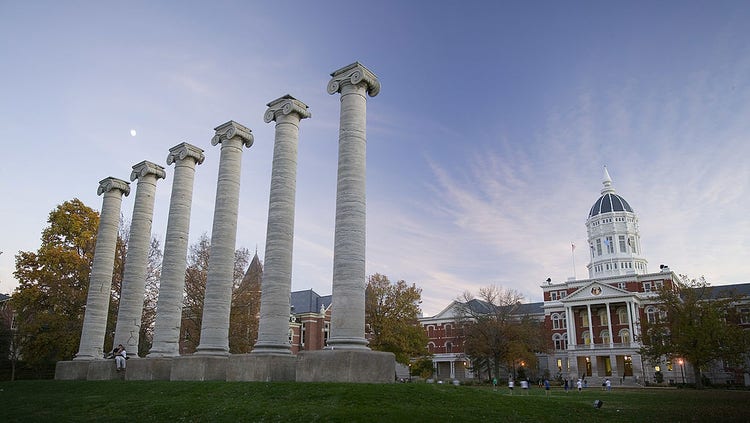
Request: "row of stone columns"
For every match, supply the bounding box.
[70,62,390,382]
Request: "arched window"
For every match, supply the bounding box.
[445,324,452,337]
[288,329,294,345]
[427,342,435,353]
[580,310,589,327]
[427,325,435,338]
[600,330,610,344]
[619,329,630,344]
[553,334,569,350]
[617,307,628,324]
[552,313,560,329]
[598,309,609,325]
[446,342,453,353]
[582,331,591,345]
[646,306,658,324]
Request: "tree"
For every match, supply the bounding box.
[11,199,100,372]
[180,234,251,353]
[229,252,262,353]
[639,275,750,389]
[455,286,545,381]
[365,273,428,365]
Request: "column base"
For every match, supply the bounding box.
[296,350,395,383]
[87,359,120,380]
[227,354,296,381]
[170,355,227,381]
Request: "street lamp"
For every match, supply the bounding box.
[408,363,412,382]
[677,358,685,384]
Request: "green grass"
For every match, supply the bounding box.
[0,381,748,422]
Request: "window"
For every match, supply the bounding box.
[553,334,568,350]
[446,342,453,353]
[596,239,602,256]
[427,325,435,338]
[551,292,558,301]
[557,359,563,371]
[427,342,435,353]
[643,282,652,292]
[581,310,589,327]
[301,324,306,347]
[740,308,750,324]
[617,307,628,324]
[552,313,561,329]
[582,331,591,345]
[445,324,452,337]
[559,291,567,299]
[600,330,610,344]
[646,306,658,323]
[629,237,637,254]
[598,309,608,325]
[619,236,626,253]
[324,322,330,344]
[654,281,663,290]
[619,329,630,344]
[606,236,614,254]
[288,329,294,344]
[618,282,626,290]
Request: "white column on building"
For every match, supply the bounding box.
[450,361,455,379]
[196,121,254,356]
[586,304,594,349]
[605,302,614,347]
[325,62,380,350]
[252,95,310,355]
[114,161,166,354]
[626,301,635,347]
[148,143,205,357]
[566,306,576,347]
[75,177,130,360]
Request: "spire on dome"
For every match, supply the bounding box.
[601,165,616,195]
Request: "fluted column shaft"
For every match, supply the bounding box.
[196,121,253,356]
[326,62,380,350]
[149,143,205,357]
[253,95,310,355]
[113,161,166,354]
[75,177,130,360]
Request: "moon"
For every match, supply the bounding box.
[130,129,137,137]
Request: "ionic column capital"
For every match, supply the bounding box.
[130,160,167,182]
[211,120,254,148]
[263,94,311,123]
[327,61,380,97]
[167,142,205,166]
[97,177,130,196]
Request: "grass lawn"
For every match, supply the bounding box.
[0,381,748,422]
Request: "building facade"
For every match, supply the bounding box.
[419,168,749,386]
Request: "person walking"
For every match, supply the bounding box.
[508,378,514,395]
[564,379,569,393]
[576,378,583,392]
[544,378,551,397]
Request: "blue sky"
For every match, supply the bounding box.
[1,1,749,316]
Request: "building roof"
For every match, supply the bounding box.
[588,193,633,217]
[0,293,9,303]
[290,289,331,314]
[705,282,750,299]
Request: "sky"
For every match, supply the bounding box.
[1,1,749,316]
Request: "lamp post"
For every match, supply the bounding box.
[408,363,412,382]
[678,358,685,384]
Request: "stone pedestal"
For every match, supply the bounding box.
[227,354,296,381]
[253,95,310,355]
[170,355,228,381]
[55,360,90,380]
[87,360,119,380]
[296,350,395,383]
[122,358,173,380]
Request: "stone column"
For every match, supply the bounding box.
[252,95,310,355]
[114,161,166,354]
[195,121,253,356]
[605,302,614,347]
[148,143,205,357]
[626,301,635,346]
[586,304,594,349]
[325,62,380,350]
[566,306,576,347]
[75,177,130,360]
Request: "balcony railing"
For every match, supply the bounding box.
[569,342,637,350]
